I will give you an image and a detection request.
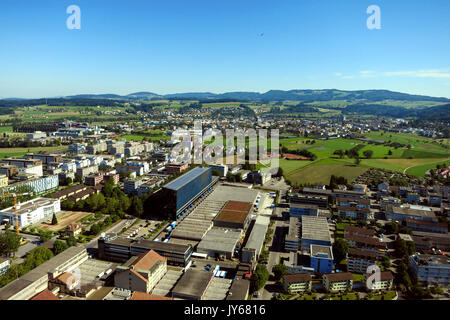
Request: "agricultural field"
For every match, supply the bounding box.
[0,146,68,159]
[278,131,450,185]
[120,129,170,142]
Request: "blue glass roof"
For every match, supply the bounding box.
[163,167,210,191]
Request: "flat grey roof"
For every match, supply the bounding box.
[197,228,242,253]
[301,216,331,243]
[163,167,210,191]
[207,185,259,203]
[286,217,300,241]
[244,216,269,253]
[392,206,436,219]
[310,245,333,259]
[172,269,213,298]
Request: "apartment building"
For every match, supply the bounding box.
[347,248,378,274]
[323,272,353,292]
[0,174,8,188]
[363,271,394,291]
[282,274,312,294]
[87,142,107,154]
[406,218,448,234]
[409,254,450,286]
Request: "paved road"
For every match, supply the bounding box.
[84,217,137,250]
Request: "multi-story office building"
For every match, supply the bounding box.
[289,193,328,209]
[98,236,193,267]
[124,179,143,195]
[4,174,59,194]
[160,167,213,217]
[409,254,450,286]
[114,250,167,293]
[289,203,318,218]
[0,197,61,228]
[309,244,334,274]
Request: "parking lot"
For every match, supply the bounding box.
[78,259,118,286]
[151,268,184,297]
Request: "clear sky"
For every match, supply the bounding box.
[0,0,449,98]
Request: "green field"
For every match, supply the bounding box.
[278,131,450,185]
[0,146,68,159]
[405,159,450,177]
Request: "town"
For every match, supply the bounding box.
[0,104,448,301]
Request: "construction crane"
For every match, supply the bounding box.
[0,193,31,243]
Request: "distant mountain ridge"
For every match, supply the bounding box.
[59,89,450,103]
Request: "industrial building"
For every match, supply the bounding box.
[0,246,88,300]
[285,217,300,252]
[213,200,253,229]
[114,250,167,293]
[196,228,242,259]
[241,215,270,264]
[171,269,213,300]
[170,200,225,244]
[161,167,214,217]
[98,236,193,267]
[300,216,332,251]
[0,197,61,228]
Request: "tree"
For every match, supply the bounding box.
[332,239,349,264]
[90,223,101,235]
[333,150,344,159]
[53,240,69,255]
[24,246,54,269]
[383,222,399,234]
[0,231,21,257]
[67,235,77,247]
[129,196,144,217]
[51,213,58,225]
[272,264,288,281]
[39,230,53,243]
[363,150,373,159]
[388,150,393,156]
[250,264,269,292]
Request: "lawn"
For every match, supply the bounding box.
[359,157,450,173]
[331,293,357,300]
[279,158,313,174]
[370,291,396,300]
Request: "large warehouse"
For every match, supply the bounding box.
[196,228,242,259]
[300,216,332,252]
[213,200,253,229]
[161,167,214,217]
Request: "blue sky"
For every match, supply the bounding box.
[0,0,449,98]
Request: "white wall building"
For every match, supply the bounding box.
[0,198,61,228]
